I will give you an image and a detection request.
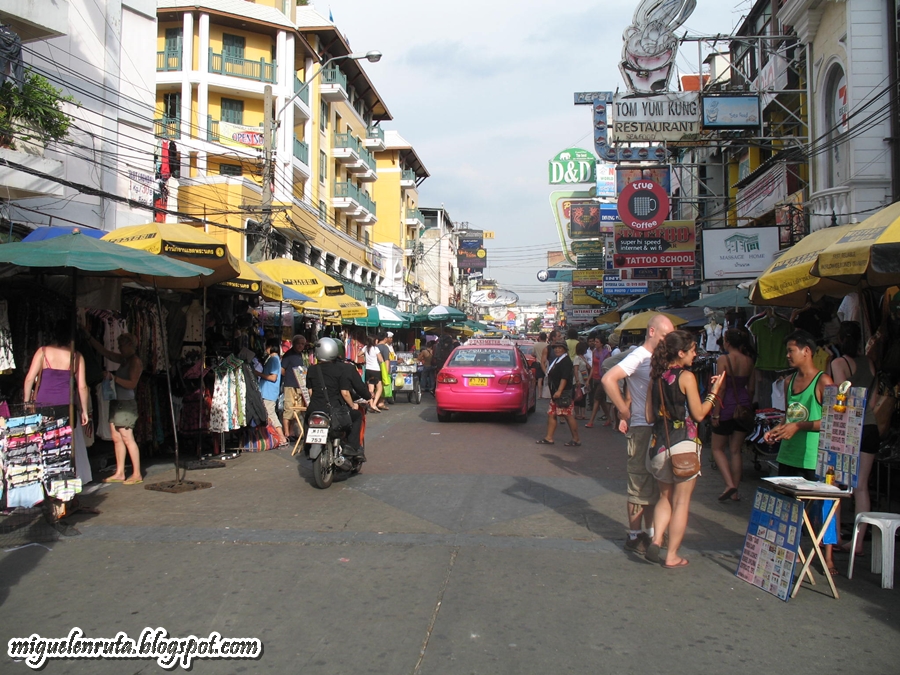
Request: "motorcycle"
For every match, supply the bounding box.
[305,402,367,489]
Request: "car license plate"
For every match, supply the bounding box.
[306,427,328,444]
[468,377,488,386]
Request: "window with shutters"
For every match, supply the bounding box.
[165,28,183,54]
[222,34,245,60]
[221,98,244,125]
[319,150,327,184]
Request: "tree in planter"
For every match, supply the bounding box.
[0,70,74,150]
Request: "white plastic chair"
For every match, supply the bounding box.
[847,512,900,589]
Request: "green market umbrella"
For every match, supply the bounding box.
[0,230,212,490]
[354,305,413,328]
[413,304,467,323]
[687,287,753,309]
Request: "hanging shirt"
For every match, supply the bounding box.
[705,323,722,352]
[750,316,792,370]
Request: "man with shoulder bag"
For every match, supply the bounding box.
[306,338,365,458]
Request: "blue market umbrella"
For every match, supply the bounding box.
[22,226,106,242]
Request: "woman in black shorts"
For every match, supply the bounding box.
[362,335,384,412]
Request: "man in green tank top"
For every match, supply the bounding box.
[764,330,833,479]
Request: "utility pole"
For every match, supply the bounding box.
[250,84,274,262]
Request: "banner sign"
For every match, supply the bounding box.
[702,96,760,129]
[470,288,519,307]
[702,227,779,280]
[572,270,604,287]
[614,221,695,255]
[571,240,605,255]
[612,251,695,269]
[617,181,671,232]
[610,92,701,142]
[549,148,596,185]
[566,307,606,321]
[736,488,804,602]
[218,121,265,148]
[457,236,487,270]
[603,279,649,295]
[567,202,617,239]
[128,169,154,206]
[596,163,617,197]
[736,164,788,221]
[536,268,574,282]
[817,385,867,488]
[574,91,606,105]
[572,288,617,307]
[576,253,605,269]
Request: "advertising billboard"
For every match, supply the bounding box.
[702,227,779,280]
[610,92,701,142]
[457,232,486,270]
[701,96,761,129]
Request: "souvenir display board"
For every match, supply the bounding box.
[816,384,866,488]
[736,488,804,602]
[292,367,310,407]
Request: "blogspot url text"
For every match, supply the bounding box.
[7,627,263,670]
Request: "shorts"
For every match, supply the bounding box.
[283,386,305,411]
[109,399,138,429]
[860,424,879,454]
[626,426,658,505]
[365,369,382,385]
[590,379,604,401]
[647,440,700,484]
[712,418,741,436]
[532,363,545,379]
[263,399,282,429]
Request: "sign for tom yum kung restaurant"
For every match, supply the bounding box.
[610,92,701,143]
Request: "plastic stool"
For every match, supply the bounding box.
[847,512,900,589]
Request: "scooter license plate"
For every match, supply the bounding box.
[306,427,328,444]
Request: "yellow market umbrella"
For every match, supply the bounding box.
[102,222,240,287]
[750,223,858,306]
[215,260,314,302]
[256,258,367,319]
[614,311,686,333]
[810,201,900,287]
[595,310,621,324]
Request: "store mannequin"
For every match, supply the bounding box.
[705,312,722,352]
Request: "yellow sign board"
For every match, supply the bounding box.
[483,231,495,239]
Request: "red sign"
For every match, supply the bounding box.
[612,251,695,268]
[617,180,670,232]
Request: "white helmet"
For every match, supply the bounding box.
[314,337,340,362]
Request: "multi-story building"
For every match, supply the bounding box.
[371,130,429,310]
[780,0,896,230]
[153,1,393,296]
[418,207,457,306]
[2,0,157,236]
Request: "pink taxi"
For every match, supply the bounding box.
[434,344,536,423]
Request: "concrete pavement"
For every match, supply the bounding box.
[1,398,897,674]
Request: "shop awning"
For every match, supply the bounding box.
[256,258,367,319]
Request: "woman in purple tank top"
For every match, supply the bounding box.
[23,319,89,427]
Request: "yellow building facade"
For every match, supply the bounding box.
[153,0,398,291]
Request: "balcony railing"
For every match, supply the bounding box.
[404,239,418,252]
[401,169,416,182]
[809,186,852,232]
[293,137,309,164]
[359,147,376,171]
[334,182,377,216]
[367,126,384,142]
[406,208,423,223]
[334,132,363,155]
[154,117,181,139]
[293,75,309,105]
[157,50,182,72]
[207,117,219,143]
[321,67,347,90]
[209,50,276,83]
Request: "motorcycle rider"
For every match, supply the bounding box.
[306,338,366,458]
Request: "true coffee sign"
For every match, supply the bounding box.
[617,180,670,232]
[549,147,596,185]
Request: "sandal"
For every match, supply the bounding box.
[535,438,555,445]
[718,487,738,502]
[564,441,582,447]
[662,558,690,569]
[584,422,594,428]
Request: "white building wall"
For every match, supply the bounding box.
[8,0,157,232]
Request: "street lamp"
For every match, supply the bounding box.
[275,50,383,120]
[364,286,376,306]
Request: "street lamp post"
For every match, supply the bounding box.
[257,50,383,258]
[364,286,376,306]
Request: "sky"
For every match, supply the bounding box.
[321,0,751,303]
